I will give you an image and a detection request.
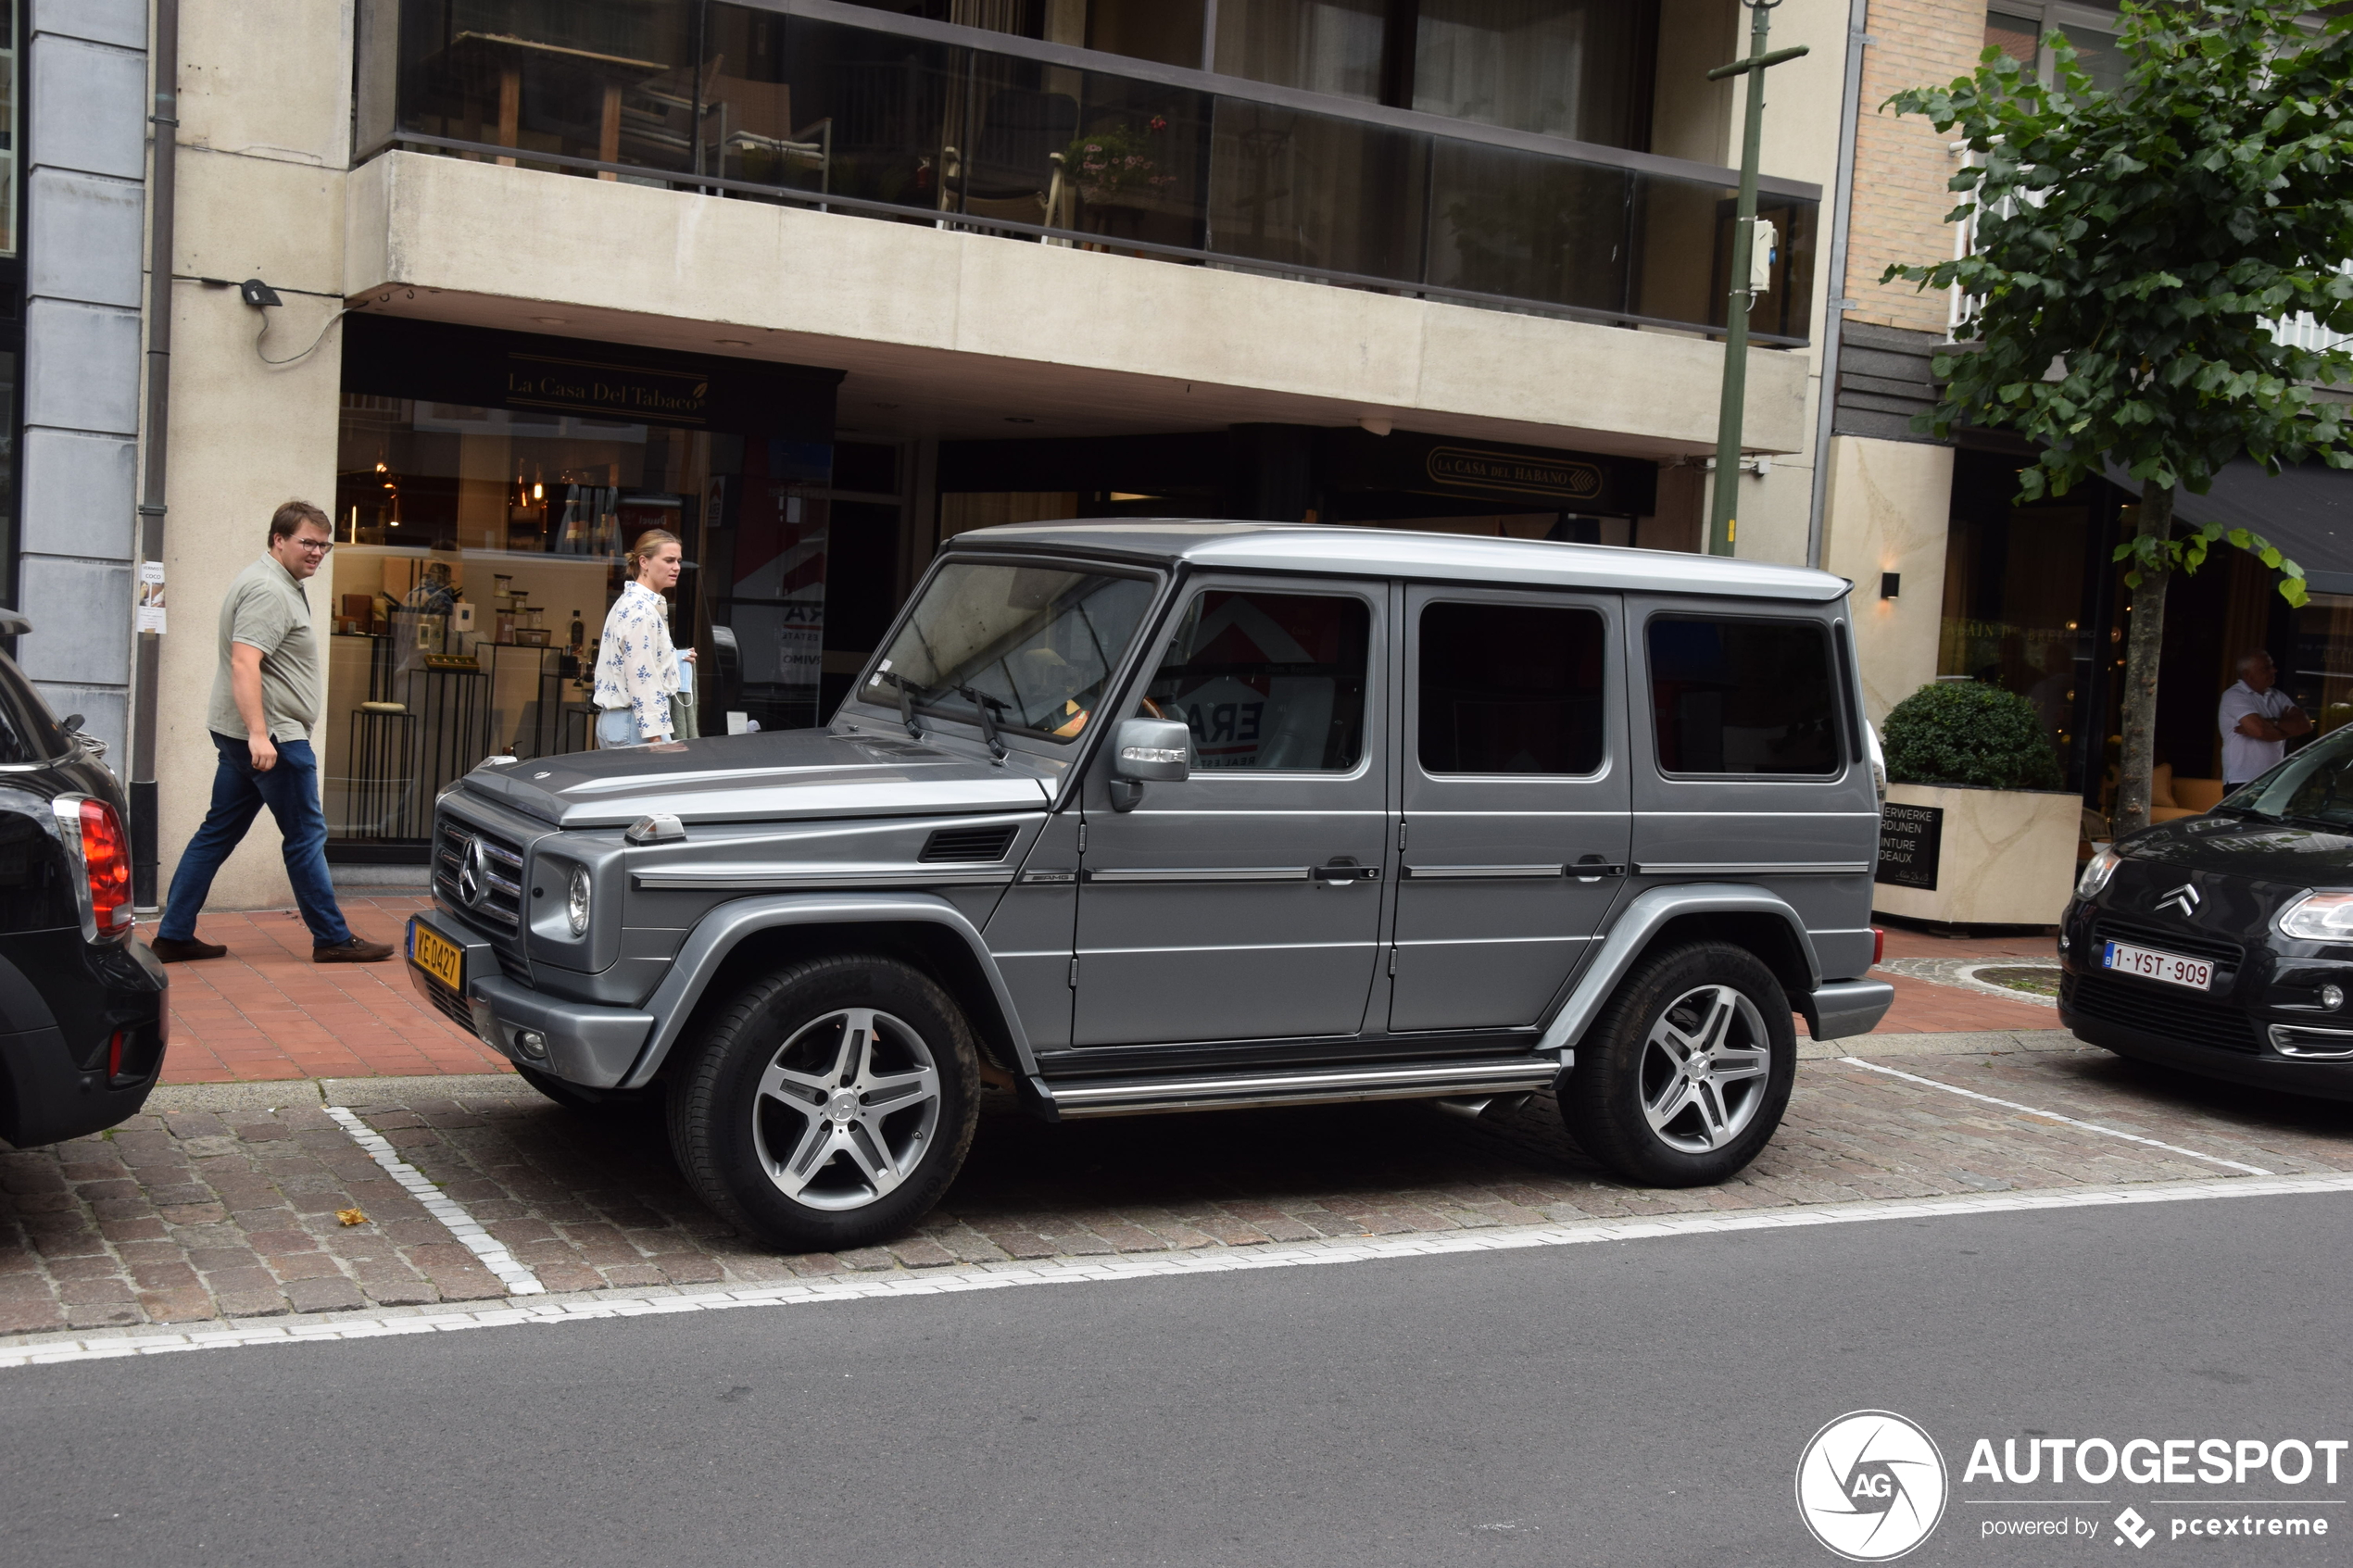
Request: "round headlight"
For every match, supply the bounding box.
[2075,845,2122,900]
[2278,890,2353,943]
[566,862,592,937]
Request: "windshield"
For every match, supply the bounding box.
[861,562,1158,743]
[2222,727,2353,828]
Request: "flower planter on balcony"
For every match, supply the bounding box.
[1873,781,2081,928]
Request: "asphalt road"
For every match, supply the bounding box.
[5,1191,2349,1568]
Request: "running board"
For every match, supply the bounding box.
[1031,1053,1569,1121]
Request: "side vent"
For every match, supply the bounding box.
[919,824,1020,863]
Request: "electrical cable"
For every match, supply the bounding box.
[255,305,351,366]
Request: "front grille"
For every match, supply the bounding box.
[433,817,526,930]
[2063,971,2264,1053]
[920,824,1019,863]
[419,969,475,1034]
[2092,917,2243,971]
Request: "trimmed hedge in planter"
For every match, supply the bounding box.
[1881,682,2062,792]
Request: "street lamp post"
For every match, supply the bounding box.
[1705,0,1808,557]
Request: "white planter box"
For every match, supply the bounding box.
[1873,781,2081,927]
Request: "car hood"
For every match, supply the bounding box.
[455,728,1057,829]
[2122,812,2353,882]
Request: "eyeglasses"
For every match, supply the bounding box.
[290,537,334,554]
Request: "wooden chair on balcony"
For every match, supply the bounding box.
[938,87,1079,235]
[701,75,834,194]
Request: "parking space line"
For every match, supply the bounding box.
[1836,1057,2275,1175]
[322,1106,547,1296]
[12,1168,2353,1371]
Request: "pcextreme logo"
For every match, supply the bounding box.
[1796,1411,1951,1562]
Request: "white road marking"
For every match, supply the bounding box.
[322,1105,546,1296]
[10,1167,2351,1371]
[1837,1056,2275,1175]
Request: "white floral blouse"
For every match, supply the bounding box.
[594,580,681,742]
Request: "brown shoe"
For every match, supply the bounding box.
[149,935,228,963]
[314,936,395,964]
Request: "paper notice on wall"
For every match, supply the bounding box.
[135,562,167,634]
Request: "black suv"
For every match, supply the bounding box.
[0,610,168,1147]
[2062,723,2353,1098]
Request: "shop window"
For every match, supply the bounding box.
[1141,590,1371,771]
[1647,616,1838,776]
[2294,595,2353,738]
[1417,600,1605,774]
[1936,477,2092,776]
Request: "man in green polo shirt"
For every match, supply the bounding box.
[149,500,392,964]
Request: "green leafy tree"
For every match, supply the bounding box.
[1882,0,2353,833]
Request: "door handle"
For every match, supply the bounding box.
[1571,856,1628,883]
[1313,862,1381,885]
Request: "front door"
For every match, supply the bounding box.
[1389,585,1631,1031]
[1072,578,1390,1046]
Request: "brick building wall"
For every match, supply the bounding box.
[1845,0,1988,335]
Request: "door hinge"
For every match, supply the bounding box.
[1068,956,1080,988]
[1077,822,1088,853]
[1387,945,1398,976]
[1397,820,1408,852]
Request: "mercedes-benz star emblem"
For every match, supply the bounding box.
[2158,883,2201,918]
[458,838,487,909]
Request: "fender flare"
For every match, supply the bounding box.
[618,892,1038,1089]
[1535,883,1825,1056]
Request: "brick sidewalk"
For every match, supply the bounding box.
[149,904,2065,1084]
[157,895,506,1084]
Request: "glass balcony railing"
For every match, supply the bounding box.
[357,0,1819,345]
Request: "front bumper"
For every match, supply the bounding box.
[2062,1003,2353,1100]
[406,909,652,1087]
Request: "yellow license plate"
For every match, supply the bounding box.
[409,919,464,992]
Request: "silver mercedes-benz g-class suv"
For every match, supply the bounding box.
[409,522,1893,1250]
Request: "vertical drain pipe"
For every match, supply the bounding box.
[1805,0,1870,571]
[130,0,179,910]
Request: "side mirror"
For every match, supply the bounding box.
[1109,717,1190,811]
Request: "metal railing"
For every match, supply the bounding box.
[356,0,1821,345]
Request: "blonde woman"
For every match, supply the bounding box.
[594,529,695,746]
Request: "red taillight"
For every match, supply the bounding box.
[79,798,133,938]
[107,1030,125,1080]
[1871,926,1886,966]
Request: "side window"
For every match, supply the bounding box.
[1647,616,1840,776]
[1139,590,1370,771]
[1418,601,1606,775]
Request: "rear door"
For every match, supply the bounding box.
[1072,576,1390,1046]
[1390,585,1630,1031]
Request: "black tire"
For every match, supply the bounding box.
[1561,940,1795,1187]
[666,954,981,1251]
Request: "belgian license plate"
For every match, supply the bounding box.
[409,918,464,992]
[2102,940,2211,991]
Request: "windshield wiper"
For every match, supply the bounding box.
[873,670,926,738]
[954,685,1009,760]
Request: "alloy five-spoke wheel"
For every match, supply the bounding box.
[1562,940,1795,1187]
[670,955,980,1251]
[753,1007,943,1210]
[1637,985,1773,1155]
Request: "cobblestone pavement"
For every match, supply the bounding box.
[7,1039,2350,1342]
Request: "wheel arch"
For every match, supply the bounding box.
[619,894,1035,1090]
[1538,884,1824,1058]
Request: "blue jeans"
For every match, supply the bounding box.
[159,734,351,947]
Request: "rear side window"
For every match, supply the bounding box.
[1647,616,1840,775]
[0,653,67,765]
[1139,590,1370,771]
[1418,601,1606,774]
